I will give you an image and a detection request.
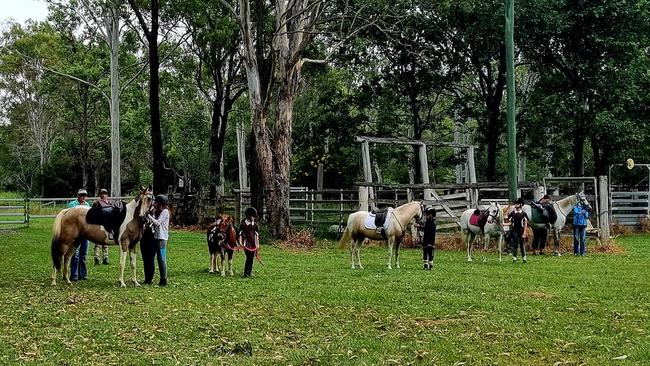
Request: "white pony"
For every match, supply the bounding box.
[338,201,424,269]
[459,202,505,262]
[525,191,591,255]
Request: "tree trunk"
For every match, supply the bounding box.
[572,129,585,177]
[237,118,249,190]
[109,11,121,197]
[485,128,499,181]
[208,98,231,199]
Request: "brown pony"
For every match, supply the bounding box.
[50,187,154,287]
[207,215,239,276]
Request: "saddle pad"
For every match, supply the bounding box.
[469,213,480,226]
[364,213,378,230]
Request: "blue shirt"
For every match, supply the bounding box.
[67,199,90,208]
[573,204,590,226]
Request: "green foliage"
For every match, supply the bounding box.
[1,221,650,364]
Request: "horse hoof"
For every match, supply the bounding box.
[482,258,486,263]
[50,281,56,287]
[119,281,126,288]
[229,272,233,276]
[209,270,214,274]
[132,280,140,287]
[387,266,392,270]
[221,272,225,277]
[358,265,363,269]
[467,258,473,262]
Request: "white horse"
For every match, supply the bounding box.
[338,201,424,269]
[524,191,591,255]
[459,202,505,262]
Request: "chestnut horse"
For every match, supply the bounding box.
[50,187,154,287]
[338,201,424,269]
[207,215,239,276]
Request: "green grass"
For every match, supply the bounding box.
[1,220,649,365]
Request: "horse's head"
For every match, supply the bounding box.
[486,202,500,224]
[136,185,154,220]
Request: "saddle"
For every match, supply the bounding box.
[469,209,489,233]
[531,202,557,224]
[86,201,127,241]
[371,207,389,228]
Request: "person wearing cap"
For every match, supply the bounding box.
[91,188,111,265]
[504,197,529,263]
[420,207,437,270]
[573,200,592,256]
[147,194,170,286]
[239,207,259,278]
[68,189,91,280]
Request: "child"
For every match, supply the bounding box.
[421,207,437,270]
[147,194,170,286]
[505,197,529,263]
[239,207,259,278]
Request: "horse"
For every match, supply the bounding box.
[524,191,591,256]
[50,186,154,287]
[206,215,239,276]
[338,201,424,270]
[459,202,505,262]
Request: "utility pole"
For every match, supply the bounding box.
[505,0,517,200]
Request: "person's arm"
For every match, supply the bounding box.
[148,212,161,227]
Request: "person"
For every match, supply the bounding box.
[239,207,259,278]
[573,201,592,256]
[91,188,111,265]
[420,207,437,270]
[140,217,157,284]
[504,197,529,263]
[147,194,170,286]
[531,194,552,255]
[68,189,90,280]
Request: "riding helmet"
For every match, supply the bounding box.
[154,194,168,205]
[99,188,108,195]
[425,207,437,217]
[245,207,258,218]
[515,197,525,205]
[77,189,89,196]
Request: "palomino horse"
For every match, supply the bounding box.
[338,201,424,269]
[50,187,154,287]
[207,215,239,276]
[524,191,591,255]
[459,202,505,262]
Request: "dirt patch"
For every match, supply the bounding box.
[275,229,316,251]
[526,291,554,299]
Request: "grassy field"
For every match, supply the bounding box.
[0,220,649,365]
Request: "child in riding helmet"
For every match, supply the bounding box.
[239,207,259,278]
[505,197,529,263]
[420,207,437,270]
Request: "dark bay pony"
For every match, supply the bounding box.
[338,201,424,269]
[50,187,154,287]
[207,215,239,276]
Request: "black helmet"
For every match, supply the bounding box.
[515,197,525,205]
[245,207,258,218]
[154,194,168,205]
[425,207,436,216]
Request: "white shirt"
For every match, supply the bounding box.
[149,208,170,240]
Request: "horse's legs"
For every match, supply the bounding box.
[62,246,75,285]
[497,234,503,262]
[227,250,234,276]
[553,228,561,256]
[129,247,139,286]
[355,239,363,269]
[219,249,226,277]
[209,253,215,273]
[466,231,474,262]
[482,233,490,262]
[349,237,356,269]
[118,248,128,287]
[387,238,394,270]
[395,240,401,269]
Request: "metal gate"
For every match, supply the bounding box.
[0,198,28,225]
[609,164,650,227]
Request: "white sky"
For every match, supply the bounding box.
[0,0,49,27]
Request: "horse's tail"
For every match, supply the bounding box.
[337,225,352,249]
[51,209,66,271]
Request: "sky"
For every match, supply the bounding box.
[0,0,49,27]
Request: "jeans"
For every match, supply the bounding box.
[155,239,168,282]
[140,232,156,283]
[532,227,548,252]
[422,245,434,261]
[70,240,88,279]
[243,250,255,277]
[573,225,587,255]
[510,230,526,258]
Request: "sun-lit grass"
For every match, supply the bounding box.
[0,219,649,365]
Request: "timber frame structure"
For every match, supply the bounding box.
[356,136,478,213]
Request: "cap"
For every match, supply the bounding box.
[154,195,168,205]
[99,188,108,194]
[77,189,89,196]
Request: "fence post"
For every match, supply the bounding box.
[598,175,610,246]
[359,186,369,211]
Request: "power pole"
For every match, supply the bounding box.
[505,0,517,200]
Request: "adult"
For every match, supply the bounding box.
[530,194,552,255]
[68,189,90,280]
[91,188,111,265]
[147,195,170,286]
[573,201,592,256]
[505,197,529,263]
[239,207,260,278]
